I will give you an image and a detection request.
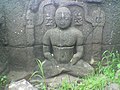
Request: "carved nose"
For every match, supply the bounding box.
[62,13,64,18]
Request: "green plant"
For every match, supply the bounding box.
[96,50,120,84]
[79,74,107,90]
[30,59,47,90]
[0,75,8,88]
[58,79,80,90]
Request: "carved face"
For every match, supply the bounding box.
[55,7,71,29]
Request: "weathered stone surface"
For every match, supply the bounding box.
[92,44,102,63]
[8,79,38,90]
[9,47,35,71]
[105,83,120,90]
[0,47,9,74]
[102,44,120,53]
[85,0,103,3]
[34,25,45,45]
[0,14,9,74]
[3,0,29,46]
[102,1,120,45]
[33,45,44,61]
[83,44,92,62]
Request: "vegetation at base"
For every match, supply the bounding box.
[30,59,47,90]
[0,75,9,89]
[30,50,120,90]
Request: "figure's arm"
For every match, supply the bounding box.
[43,31,55,61]
[70,31,83,65]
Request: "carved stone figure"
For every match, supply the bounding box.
[42,7,94,78]
[91,7,105,61]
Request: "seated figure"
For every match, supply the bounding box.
[42,7,94,78]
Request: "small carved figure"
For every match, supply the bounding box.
[41,7,94,78]
[91,7,105,61]
[45,14,55,26]
[74,12,83,26]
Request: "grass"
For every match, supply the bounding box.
[30,59,47,90]
[30,50,120,90]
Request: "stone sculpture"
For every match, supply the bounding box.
[42,7,94,78]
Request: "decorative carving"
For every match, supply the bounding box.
[91,7,105,61]
[73,11,83,26]
[26,10,34,46]
[26,10,34,29]
[40,7,94,78]
[45,14,54,26]
[91,7,105,44]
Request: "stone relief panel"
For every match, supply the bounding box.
[0,0,107,72]
[27,0,106,63]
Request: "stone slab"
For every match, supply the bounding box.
[8,47,35,71]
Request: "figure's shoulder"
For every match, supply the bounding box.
[70,27,83,36]
[46,28,58,33]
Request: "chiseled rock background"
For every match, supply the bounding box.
[0,0,120,73]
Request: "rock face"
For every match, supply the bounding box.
[0,14,9,74]
[0,0,120,74]
[8,79,38,90]
[105,83,120,90]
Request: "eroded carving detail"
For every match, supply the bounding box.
[92,7,105,27]
[26,10,34,45]
[73,11,83,26]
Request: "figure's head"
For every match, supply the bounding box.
[55,7,71,29]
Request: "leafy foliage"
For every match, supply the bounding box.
[0,75,8,89]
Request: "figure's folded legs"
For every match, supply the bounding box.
[67,60,94,77]
[43,60,67,78]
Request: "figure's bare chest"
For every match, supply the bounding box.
[50,30,76,46]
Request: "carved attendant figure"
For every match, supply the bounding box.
[42,7,94,78]
[92,7,105,43]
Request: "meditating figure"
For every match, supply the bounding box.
[42,7,94,78]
